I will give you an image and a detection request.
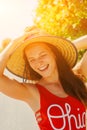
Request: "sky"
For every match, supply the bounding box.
[0,0,38,45]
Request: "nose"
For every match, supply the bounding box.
[35,58,44,67]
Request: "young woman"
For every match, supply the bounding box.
[0,31,87,130]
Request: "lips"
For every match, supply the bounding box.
[38,64,49,71]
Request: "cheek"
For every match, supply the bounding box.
[29,62,36,70]
[29,62,40,73]
[48,56,56,64]
[50,57,57,68]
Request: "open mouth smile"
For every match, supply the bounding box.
[38,64,49,71]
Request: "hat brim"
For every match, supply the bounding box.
[6,36,78,78]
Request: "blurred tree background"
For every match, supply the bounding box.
[34,0,87,60]
[34,0,87,40]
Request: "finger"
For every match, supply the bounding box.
[24,25,37,32]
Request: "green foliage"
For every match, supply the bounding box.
[78,49,87,61]
[34,0,87,40]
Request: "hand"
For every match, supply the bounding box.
[23,25,50,40]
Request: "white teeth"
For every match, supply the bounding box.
[38,65,48,71]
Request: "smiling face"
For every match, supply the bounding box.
[24,42,58,79]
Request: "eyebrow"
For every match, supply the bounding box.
[28,51,46,60]
[39,51,46,55]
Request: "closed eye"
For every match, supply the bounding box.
[40,54,47,58]
[28,53,47,63]
[29,59,35,63]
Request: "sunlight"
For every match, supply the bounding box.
[0,0,38,45]
[0,2,8,13]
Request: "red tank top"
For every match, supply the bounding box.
[35,84,86,130]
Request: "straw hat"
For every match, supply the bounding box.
[6,35,78,78]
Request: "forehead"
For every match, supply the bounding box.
[25,42,51,53]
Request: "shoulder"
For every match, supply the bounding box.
[23,82,39,98]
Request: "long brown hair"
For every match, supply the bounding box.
[23,42,87,107]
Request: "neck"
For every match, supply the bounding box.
[42,72,59,83]
[39,73,61,87]
[38,66,61,87]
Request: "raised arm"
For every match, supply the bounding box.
[73,35,87,82]
[0,35,27,98]
[73,35,87,50]
[0,32,37,103]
